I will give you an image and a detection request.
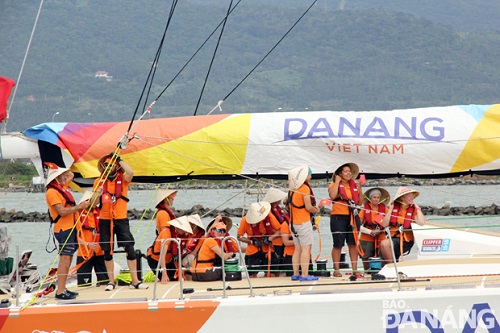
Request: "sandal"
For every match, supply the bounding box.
[129,282,149,290]
[333,271,342,278]
[105,283,116,291]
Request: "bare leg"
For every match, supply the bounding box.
[331,247,341,271]
[127,259,140,285]
[380,239,393,266]
[348,243,358,271]
[292,244,302,276]
[105,260,115,284]
[300,244,312,277]
[57,255,72,294]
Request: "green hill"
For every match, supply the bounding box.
[1,0,499,131]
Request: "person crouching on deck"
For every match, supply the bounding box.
[237,202,281,277]
[45,163,90,300]
[95,152,148,291]
[76,190,109,287]
[190,222,235,282]
[358,188,389,273]
[147,216,192,283]
[380,186,426,265]
[287,165,320,282]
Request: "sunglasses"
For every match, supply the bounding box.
[215,228,225,233]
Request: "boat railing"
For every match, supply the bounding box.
[152,238,183,301]
[221,235,254,298]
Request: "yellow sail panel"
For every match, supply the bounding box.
[451,105,500,172]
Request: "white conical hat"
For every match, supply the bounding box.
[264,187,287,204]
[78,191,93,204]
[288,165,309,190]
[207,216,233,232]
[334,162,359,180]
[155,189,178,207]
[362,187,390,205]
[45,166,70,186]
[246,201,271,225]
[392,186,419,203]
[169,216,193,234]
[187,214,205,230]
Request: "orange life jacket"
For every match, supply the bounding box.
[46,182,76,224]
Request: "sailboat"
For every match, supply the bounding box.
[1,105,500,332]
[2,1,500,332]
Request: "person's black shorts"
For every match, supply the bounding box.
[55,228,78,256]
[99,218,135,252]
[330,215,355,248]
[244,250,279,274]
[391,238,414,260]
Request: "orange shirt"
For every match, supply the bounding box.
[329,180,354,216]
[147,228,173,263]
[93,175,130,220]
[280,222,295,257]
[237,215,281,256]
[289,183,312,225]
[156,209,173,234]
[77,209,104,256]
[269,209,284,247]
[46,187,76,233]
[190,237,219,273]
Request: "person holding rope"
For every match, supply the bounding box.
[328,162,363,278]
[237,202,281,277]
[380,186,426,265]
[94,152,148,291]
[358,188,389,273]
[45,163,90,300]
[287,165,320,282]
[76,191,109,286]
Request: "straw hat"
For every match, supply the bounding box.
[207,216,233,232]
[264,187,287,204]
[246,201,271,225]
[363,187,390,205]
[169,216,193,234]
[288,165,309,191]
[155,189,178,207]
[392,186,419,203]
[97,153,122,174]
[334,162,359,180]
[78,191,93,204]
[45,165,70,186]
[187,214,205,230]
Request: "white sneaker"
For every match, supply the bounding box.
[129,282,148,290]
[104,283,116,291]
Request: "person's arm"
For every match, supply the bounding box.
[211,245,233,260]
[413,203,426,226]
[281,232,294,246]
[328,175,341,200]
[53,201,90,217]
[304,193,320,214]
[118,159,134,182]
[356,181,363,205]
[382,202,394,228]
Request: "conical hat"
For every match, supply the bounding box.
[187,214,205,230]
[169,216,193,234]
[334,162,359,180]
[46,166,70,186]
[392,186,419,203]
[264,187,287,204]
[288,165,309,190]
[155,189,178,207]
[363,188,390,205]
[97,153,122,174]
[78,191,93,204]
[246,201,271,225]
[207,216,233,232]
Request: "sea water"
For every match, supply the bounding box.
[2,185,500,272]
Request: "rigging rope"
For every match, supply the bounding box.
[2,0,45,133]
[193,0,235,116]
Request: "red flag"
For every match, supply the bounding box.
[0,76,16,122]
[101,193,112,203]
[318,198,332,207]
[44,162,59,169]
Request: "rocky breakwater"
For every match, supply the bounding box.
[2,203,500,223]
